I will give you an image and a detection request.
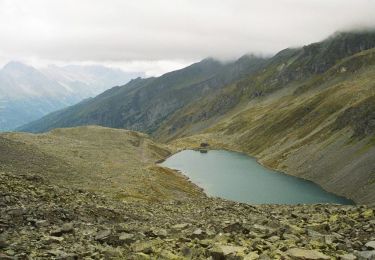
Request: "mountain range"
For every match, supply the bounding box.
[18,30,375,204]
[0,62,143,131]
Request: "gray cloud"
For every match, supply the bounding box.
[0,0,375,75]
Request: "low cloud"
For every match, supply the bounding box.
[0,0,374,75]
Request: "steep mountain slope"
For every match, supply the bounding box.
[150,31,375,204]
[166,47,375,204]
[0,62,142,131]
[19,56,267,133]
[156,31,375,139]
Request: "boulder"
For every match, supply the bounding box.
[131,240,162,254]
[355,250,375,260]
[44,235,64,244]
[153,228,168,238]
[50,223,74,236]
[267,236,280,243]
[94,229,111,242]
[191,228,205,239]
[61,223,74,232]
[365,241,375,250]
[244,252,260,260]
[119,233,135,245]
[223,222,245,233]
[171,223,190,230]
[0,239,9,249]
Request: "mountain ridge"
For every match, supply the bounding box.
[0,62,143,131]
[19,55,267,133]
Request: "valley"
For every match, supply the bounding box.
[1,30,375,259]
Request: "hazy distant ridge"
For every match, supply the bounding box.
[0,62,143,131]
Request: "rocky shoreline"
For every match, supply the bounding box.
[1,167,375,259]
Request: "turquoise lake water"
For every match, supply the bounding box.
[161,150,353,205]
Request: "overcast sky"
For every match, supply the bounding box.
[0,0,374,76]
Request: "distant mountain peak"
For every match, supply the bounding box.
[0,62,144,131]
[2,61,36,73]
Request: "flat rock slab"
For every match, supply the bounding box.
[287,248,330,260]
[340,253,357,260]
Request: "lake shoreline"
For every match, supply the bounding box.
[166,136,360,203]
[159,149,354,205]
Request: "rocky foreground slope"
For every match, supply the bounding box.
[2,168,375,259]
[1,127,375,259]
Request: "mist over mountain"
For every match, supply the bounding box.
[0,62,143,131]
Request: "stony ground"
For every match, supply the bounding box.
[1,167,375,260]
[1,127,375,259]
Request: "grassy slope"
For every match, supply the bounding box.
[2,126,202,202]
[167,48,375,204]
